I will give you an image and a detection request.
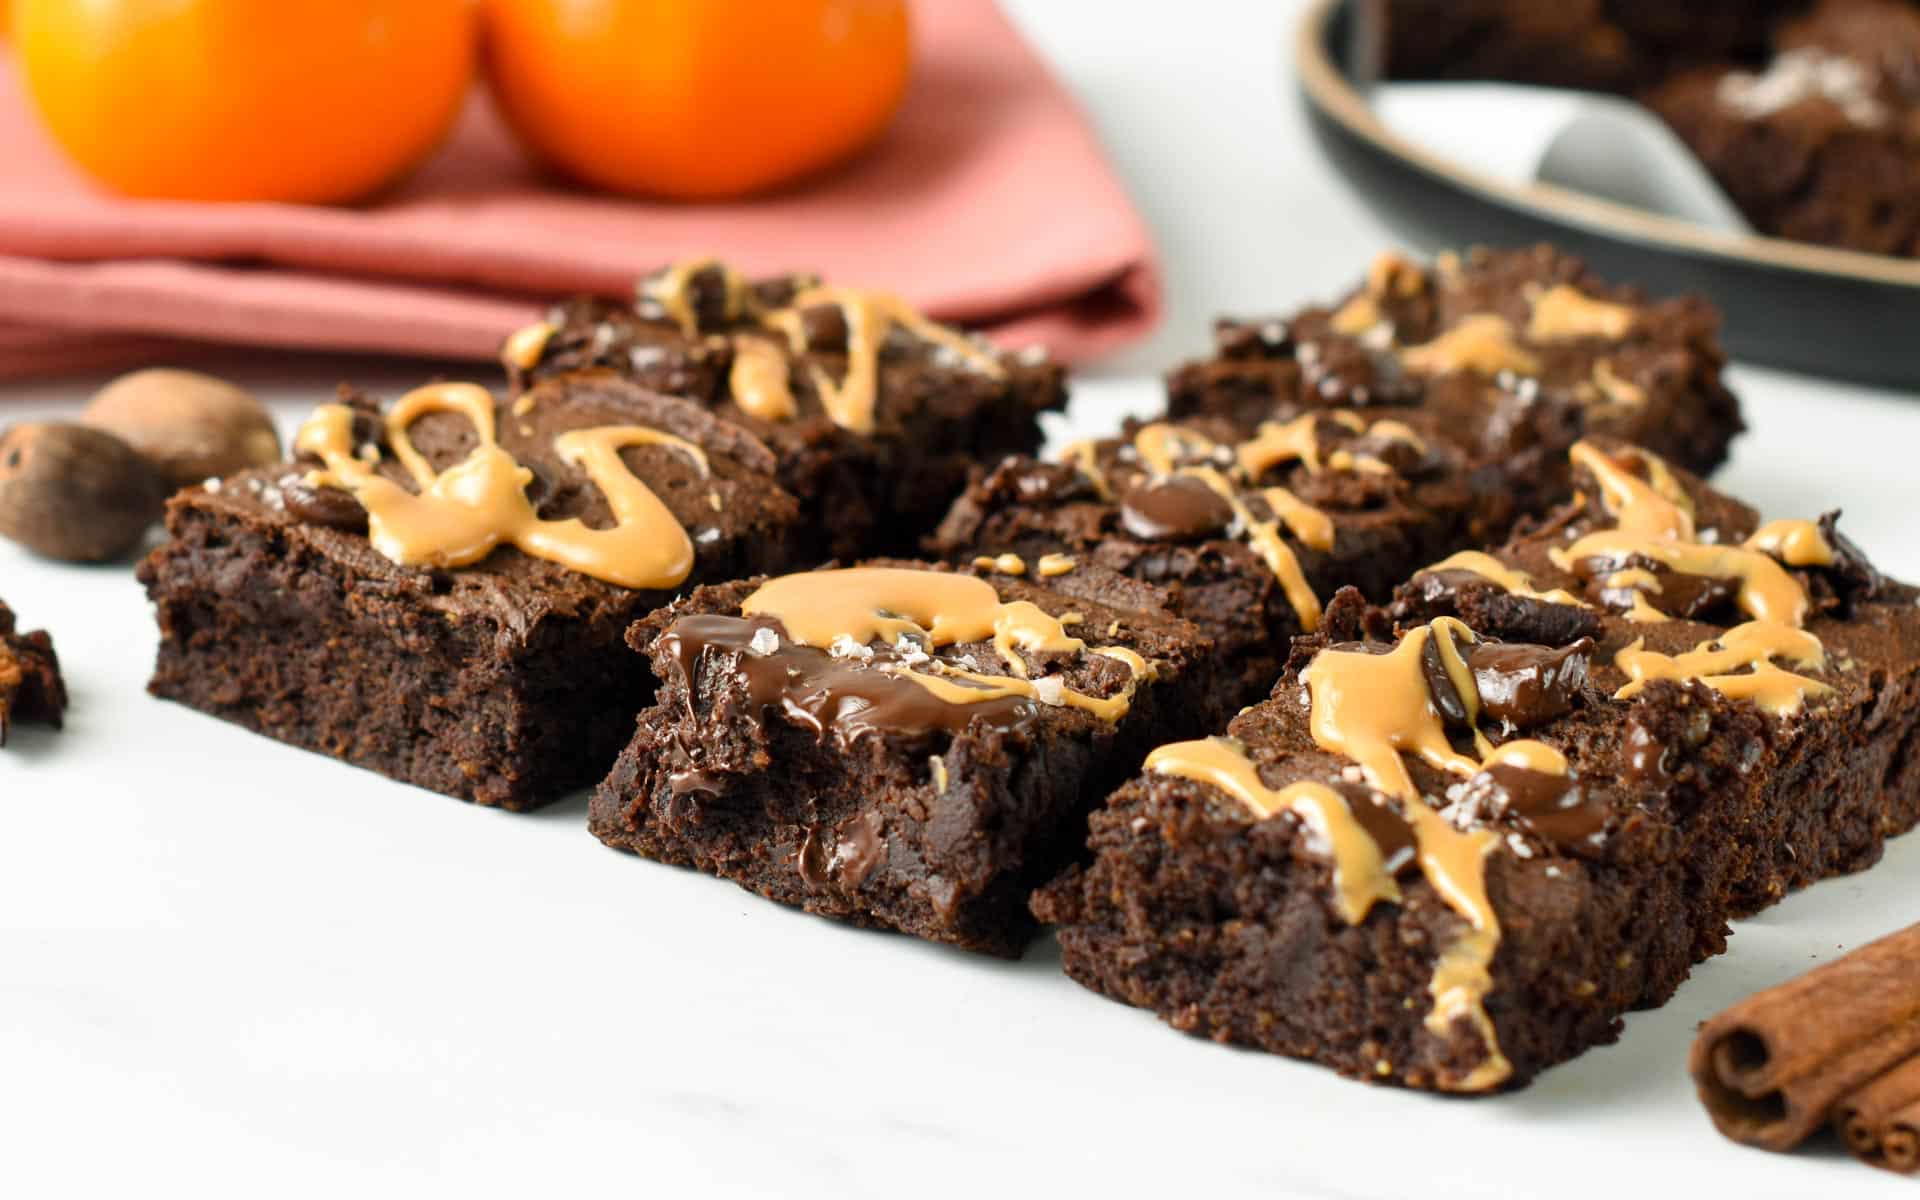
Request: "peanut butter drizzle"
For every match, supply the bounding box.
[1591,360,1647,410]
[1236,413,1327,477]
[1146,737,1402,924]
[1303,620,1487,796]
[1301,616,1587,1091]
[501,320,556,371]
[740,567,1151,723]
[763,286,1005,436]
[1425,550,1588,607]
[1330,251,1425,335]
[973,553,1027,576]
[1401,315,1541,378]
[1131,422,1221,478]
[1746,518,1836,567]
[1553,442,1817,627]
[728,334,798,421]
[1036,553,1077,577]
[1059,439,1113,500]
[1184,466,1324,631]
[1569,440,1695,540]
[643,258,752,337]
[1614,621,1832,715]
[1526,284,1637,342]
[294,382,709,590]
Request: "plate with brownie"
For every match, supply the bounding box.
[4,249,1919,1196]
[1297,0,1920,386]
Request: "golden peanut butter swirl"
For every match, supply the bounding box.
[1324,253,1643,396]
[1153,617,1581,1092]
[1417,440,1841,716]
[1061,413,1427,634]
[741,567,1153,724]
[504,259,1007,437]
[294,382,709,590]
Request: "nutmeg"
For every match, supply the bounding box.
[0,423,171,562]
[82,368,281,487]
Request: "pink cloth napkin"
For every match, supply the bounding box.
[0,0,1158,381]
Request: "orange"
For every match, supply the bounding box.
[11,0,477,204]
[480,0,912,200]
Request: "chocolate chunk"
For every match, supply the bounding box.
[1622,714,1672,790]
[658,613,1036,742]
[1476,763,1609,849]
[1819,510,1884,612]
[797,303,851,353]
[281,477,369,532]
[1118,476,1235,542]
[1393,569,1603,647]
[829,810,888,889]
[1346,790,1420,878]
[1420,635,1474,726]
[1467,638,1592,728]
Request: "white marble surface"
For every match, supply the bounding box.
[5,2,1920,1196]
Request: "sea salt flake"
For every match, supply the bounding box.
[1030,676,1066,707]
[748,627,780,657]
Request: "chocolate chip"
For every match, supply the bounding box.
[797,303,850,353]
[1117,476,1235,541]
[1475,764,1609,849]
[281,478,369,532]
[1420,635,1474,727]
[1819,510,1884,611]
[1467,638,1592,728]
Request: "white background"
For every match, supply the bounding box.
[5,2,1919,1196]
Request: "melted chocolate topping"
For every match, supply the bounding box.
[1117,475,1236,541]
[1480,764,1609,848]
[1466,639,1593,728]
[660,614,1037,742]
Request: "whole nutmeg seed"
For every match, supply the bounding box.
[0,423,171,562]
[82,368,281,487]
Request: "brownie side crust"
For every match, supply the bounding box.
[589,559,1226,956]
[505,261,1068,559]
[139,374,804,810]
[1036,439,1920,1091]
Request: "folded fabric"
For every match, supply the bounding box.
[0,0,1158,381]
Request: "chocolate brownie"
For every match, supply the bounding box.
[932,409,1508,712]
[1385,0,1795,93]
[138,373,804,810]
[589,559,1225,957]
[0,601,64,743]
[1166,246,1743,484]
[1035,437,1920,1091]
[1644,0,1920,257]
[503,259,1067,558]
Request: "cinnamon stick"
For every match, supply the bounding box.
[1690,923,1920,1151]
[1835,1054,1920,1173]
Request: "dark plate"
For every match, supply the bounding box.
[1296,0,1920,386]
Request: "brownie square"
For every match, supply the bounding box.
[504,260,1068,558]
[138,373,805,810]
[588,558,1227,956]
[1035,437,1920,1091]
[1166,245,1744,484]
[1644,0,1920,257]
[932,408,1511,712]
